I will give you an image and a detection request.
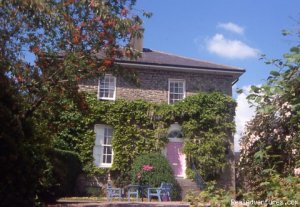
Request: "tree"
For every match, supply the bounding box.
[238,30,300,198]
[0,0,147,205]
[0,68,39,206]
[1,0,146,119]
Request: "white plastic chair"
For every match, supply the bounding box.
[127,185,139,201]
[147,182,173,202]
[107,183,122,201]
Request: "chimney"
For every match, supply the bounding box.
[130,28,144,52]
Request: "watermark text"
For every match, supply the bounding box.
[231,199,298,206]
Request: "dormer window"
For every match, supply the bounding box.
[98,74,116,100]
[168,79,186,104]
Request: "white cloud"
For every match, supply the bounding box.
[234,85,257,152]
[217,22,244,35]
[206,34,260,59]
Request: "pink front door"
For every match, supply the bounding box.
[166,141,185,177]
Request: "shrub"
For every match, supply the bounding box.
[39,149,82,202]
[130,153,181,200]
[50,149,82,195]
[185,181,233,207]
[85,187,102,197]
[242,173,300,204]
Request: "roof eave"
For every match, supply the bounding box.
[116,61,245,77]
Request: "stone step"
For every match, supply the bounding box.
[176,178,201,198]
[47,201,190,207]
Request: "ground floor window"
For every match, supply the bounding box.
[93,124,113,168]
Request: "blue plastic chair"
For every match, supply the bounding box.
[107,183,122,201]
[127,185,139,201]
[147,182,173,202]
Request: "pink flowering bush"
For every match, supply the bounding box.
[294,167,300,176]
[237,31,300,202]
[136,164,154,182]
[143,164,154,171]
[130,153,181,200]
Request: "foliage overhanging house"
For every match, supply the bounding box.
[79,37,245,192]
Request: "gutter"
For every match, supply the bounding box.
[116,61,245,75]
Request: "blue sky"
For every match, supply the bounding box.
[134,0,300,151]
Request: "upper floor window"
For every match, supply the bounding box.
[93,124,113,168]
[98,75,116,100]
[168,79,186,104]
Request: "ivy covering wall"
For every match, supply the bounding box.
[50,92,236,185]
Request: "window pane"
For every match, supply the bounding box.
[102,147,107,163]
[108,89,114,98]
[108,79,114,87]
[99,75,115,99]
[102,127,113,164]
[100,90,108,98]
[107,146,112,154]
[107,155,112,163]
[169,80,185,104]
[170,94,175,100]
[104,128,112,144]
[102,146,112,164]
[103,155,108,163]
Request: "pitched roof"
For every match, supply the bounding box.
[131,48,243,71]
[96,48,245,76]
[97,48,245,78]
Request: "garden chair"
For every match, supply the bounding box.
[107,183,122,201]
[147,182,173,202]
[127,184,139,201]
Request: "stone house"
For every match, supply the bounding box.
[78,39,245,193]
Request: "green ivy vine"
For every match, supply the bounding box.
[50,91,236,184]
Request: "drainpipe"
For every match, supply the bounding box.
[231,78,239,86]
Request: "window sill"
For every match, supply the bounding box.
[99,164,112,168]
[98,97,116,101]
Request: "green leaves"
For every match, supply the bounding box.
[1,0,151,204]
[47,92,235,187]
[270,70,280,77]
[290,46,300,53]
[239,29,300,202]
[130,153,181,200]
[236,88,243,94]
[186,181,233,207]
[250,85,260,93]
[281,29,290,36]
[1,0,145,120]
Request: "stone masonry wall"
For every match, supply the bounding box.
[78,67,236,189]
[79,68,234,103]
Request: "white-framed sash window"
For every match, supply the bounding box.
[168,79,186,104]
[93,124,113,168]
[98,75,116,100]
